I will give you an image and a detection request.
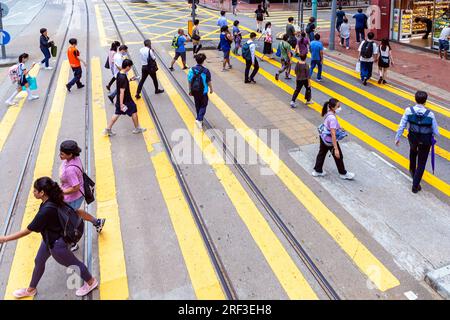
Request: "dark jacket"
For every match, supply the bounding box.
[40,35,53,50]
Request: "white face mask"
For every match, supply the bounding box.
[335,107,342,113]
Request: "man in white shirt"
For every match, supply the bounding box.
[136,39,164,99]
[108,45,139,103]
[438,25,450,60]
[358,31,378,86]
[244,32,259,83]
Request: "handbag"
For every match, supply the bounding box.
[104,57,110,69]
[275,44,281,57]
[51,45,57,58]
[22,76,37,91]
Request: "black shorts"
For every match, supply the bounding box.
[174,51,186,62]
[18,76,28,87]
[115,100,137,117]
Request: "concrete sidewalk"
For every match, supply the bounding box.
[318,31,450,103]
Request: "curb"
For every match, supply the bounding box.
[425,265,450,300]
[0,58,17,68]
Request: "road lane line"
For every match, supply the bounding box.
[3,61,70,300]
[230,53,450,197]
[128,69,225,299]
[289,54,450,140]
[91,57,129,299]
[229,20,450,117]
[159,62,318,299]
[0,65,41,152]
[95,4,107,47]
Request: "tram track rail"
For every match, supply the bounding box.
[0,0,95,301]
[105,0,340,300]
[102,0,237,300]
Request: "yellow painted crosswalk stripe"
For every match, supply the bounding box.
[4,61,70,300]
[164,57,317,299]
[175,53,400,292]
[91,57,129,299]
[0,65,41,152]
[95,4,108,47]
[232,19,450,118]
[231,53,450,197]
[128,69,225,299]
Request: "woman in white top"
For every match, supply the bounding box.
[258,22,273,60]
[339,17,351,50]
[377,38,394,84]
[106,41,120,91]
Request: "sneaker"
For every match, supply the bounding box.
[362,79,368,86]
[95,218,106,233]
[108,95,114,104]
[316,78,322,82]
[221,68,228,72]
[312,170,326,177]
[106,84,111,92]
[103,128,116,137]
[45,66,53,70]
[290,101,296,108]
[28,95,39,101]
[412,185,422,193]
[250,79,256,84]
[66,84,71,92]
[77,84,85,89]
[135,94,141,99]
[70,243,79,252]
[244,80,251,84]
[155,89,164,94]
[275,73,279,81]
[169,67,174,71]
[13,288,37,299]
[75,278,99,297]
[182,66,189,70]
[132,127,147,134]
[378,77,383,84]
[285,76,291,80]
[195,120,203,129]
[305,100,313,105]
[383,79,387,84]
[339,172,355,180]
[346,47,350,50]
[228,65,232,69]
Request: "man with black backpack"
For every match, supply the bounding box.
[395,91,440,193]
[136,39,164,99]
[358,31,378,86]
[187,53,213,128]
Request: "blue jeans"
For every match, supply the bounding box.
[67,196,84,210]
[308,31,314,43]
[355,28,365,42]
[67,66,83,88]
[360,61,373,81]
[309,60,322,80]
[340,37,350,47]
[40,48,51,67]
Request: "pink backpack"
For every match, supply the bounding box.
[8,64,20,83]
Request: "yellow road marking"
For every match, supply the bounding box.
[0,65,41,152]
[231,52,450,197]
[4,61,70,300]
[231,18,450,117]
[163,57,317,299]
[95,4,107,47]
[175,54,400,292]
[91,57,129,299]
[128,69,225,299]
[289,54,450,141]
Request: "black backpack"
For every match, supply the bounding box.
[146,49,158,73]
[47,202,84,244]
[407,107,433,144]
[190,68,205,94]
[68,165,95,204]
[360,41,374,59]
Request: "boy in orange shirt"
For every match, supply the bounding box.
[66,38,87,92]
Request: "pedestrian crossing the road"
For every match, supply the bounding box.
[0,0,449,302]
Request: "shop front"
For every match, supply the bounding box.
[390,0,449,51]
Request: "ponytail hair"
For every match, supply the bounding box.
[321,98,339,116]
[34,177,65,206]
[18,53,29,63]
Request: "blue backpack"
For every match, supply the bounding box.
[242,42,252,61]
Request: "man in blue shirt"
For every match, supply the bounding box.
[353,8,367,43]
[336,6,346,33]
[187,53,213,128]
[395,91,439,193]
[170,29,190,71]
[309,33,323,81]
[217,11,227,50]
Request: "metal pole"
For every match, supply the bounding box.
[300,0,304,31]
[329,0,337,50]
[312,0,317,21]
[0,7,6,59]
[192,0,196,23]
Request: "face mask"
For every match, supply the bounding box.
[335,107,342,113]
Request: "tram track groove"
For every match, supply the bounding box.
[107,0,340,300]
